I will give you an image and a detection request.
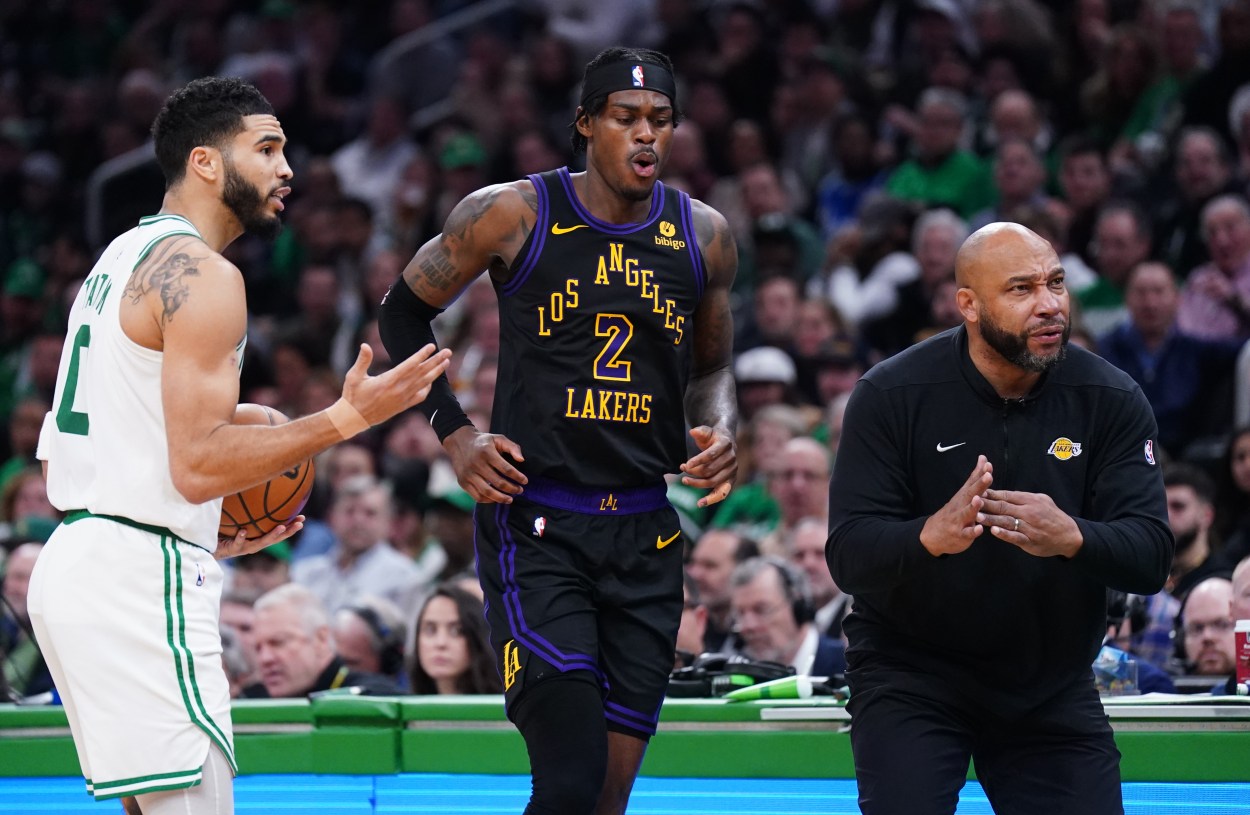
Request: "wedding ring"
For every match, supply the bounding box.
[1013,517,1020,532]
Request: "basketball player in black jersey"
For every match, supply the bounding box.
[379,47,738,815]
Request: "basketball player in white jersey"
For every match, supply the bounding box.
[27,77,450,815]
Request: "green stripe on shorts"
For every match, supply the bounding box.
[161,537,238,773]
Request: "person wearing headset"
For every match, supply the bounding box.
[331,596,409,689]
[727,556,846,678]
[244,583,404,698]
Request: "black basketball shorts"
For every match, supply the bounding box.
[474,476,684,740]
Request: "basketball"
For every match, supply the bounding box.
[219,404,315,540]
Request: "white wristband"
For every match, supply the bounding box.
[326,398,370,439]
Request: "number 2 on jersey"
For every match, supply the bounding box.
[55,325,91,435]
[593,313,633,382]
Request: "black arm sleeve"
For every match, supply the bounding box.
[377,279,473,442]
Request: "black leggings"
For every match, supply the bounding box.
[514,674,609,815]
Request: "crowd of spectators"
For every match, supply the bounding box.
[3,0,1250,699]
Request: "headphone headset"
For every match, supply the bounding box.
[348,604,405,678]
[667,652,796,698]
[761,556,816,626]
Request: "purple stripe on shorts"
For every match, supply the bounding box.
[496,503,601,677]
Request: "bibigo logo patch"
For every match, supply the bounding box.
[654,220,685,250]
[1047,437,1082,461]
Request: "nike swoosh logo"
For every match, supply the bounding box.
[936,442,966,452]
[551,223,588,235]
[656,531,680,550]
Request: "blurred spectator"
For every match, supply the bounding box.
[969,138,1053,231]
[368,0,460,117]
[866,207,966,355]
[291,475,425,620]
[779,53,852,193]
[1099,261,1242,458]
[709,3,779,124]
[760,437,831,556]
[422,469,477,583]
[1177,194,1250,341]
[1176,575,1236,682]
[220,624,255,700]
[408,583,500,694]
[809,338,866,408]
[332,595,409,688]
[0,467,59,541]
[661,120,716,201]
[1078,200,1154,336]
[296,440,379,561]
[733,345,798,422]
[812,112,888,240]
[1,542,50,697]
[824,391,852,459]
[329,95,419,236]
[816,195,920,340]
[710,404,806,541]
[0,397,47,496]
[1212,426,1250,571]
[1230,84,1250,182]
[1163,463,1229,599]
[675,572,708,669]
[978,89,1054,171]
[230,541,292,602]
[792,299,852,404]
[1233,553,1250,622]
[1057,135,1114,267]
[220,592,258,662]
[737,274,801,354]
[1180,0,1250,143]
[247,583,403,698]
[686,528,760,654]
[885,88,992,218]
[1080,25,1158,154]
[1155,127,1239,278]
[1117,5,1207,178]
[734,162,825,288]
[788,517,850,642]
[728,557,845,677]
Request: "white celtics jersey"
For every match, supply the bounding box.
[38,214,239,550]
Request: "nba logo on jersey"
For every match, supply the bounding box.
[1144,439,1155,465]
[195,562,205,587]
[533,516,546,537]
[631,65,645,87]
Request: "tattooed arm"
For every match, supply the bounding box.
[401,180,540,306]
[680,200,739,508]
[148,235,448,509]
[382,180,540,505]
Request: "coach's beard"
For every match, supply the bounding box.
[979,309,1069,373]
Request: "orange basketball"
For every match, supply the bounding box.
[219,404,315,540]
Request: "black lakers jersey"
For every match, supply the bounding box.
[492,168,707,488]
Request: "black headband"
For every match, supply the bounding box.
[579,60,677,111]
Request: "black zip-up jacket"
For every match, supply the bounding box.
[827,327,1173,718]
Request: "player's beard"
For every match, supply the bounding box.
[978,306,1069,373]
[222,158,282,241]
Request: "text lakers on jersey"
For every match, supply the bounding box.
[537,240,685,424]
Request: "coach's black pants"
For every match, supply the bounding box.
[847,673,1123,815]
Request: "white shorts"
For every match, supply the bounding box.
[27,512,236,800]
